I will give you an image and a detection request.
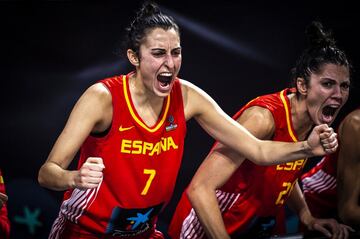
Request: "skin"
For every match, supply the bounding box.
[187,63,351,239]
[337,109,360,229]
[38,27,337,207]
[0,193,7,209]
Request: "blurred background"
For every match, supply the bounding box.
[1,1,359,238]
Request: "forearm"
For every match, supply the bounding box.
[187,184,230,239]
[250,140,312,166]
[287,182,314,227]
[38,162,76,191]
[201,117,312,166]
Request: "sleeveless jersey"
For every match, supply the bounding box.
[301,153,338,219]
[301,107,360,219]
[50,73,186,238]
[168,88,307,238]
[0,169,10,239]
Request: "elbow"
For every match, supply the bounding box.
[187,180,209,205]
[37,165,46,187]
[250,158,269,166]
[38,164,52,189]
[186,181,200,204]
[248,147,269,166]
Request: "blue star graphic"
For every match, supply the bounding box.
[14,206,42,235]
[127,208,154,230]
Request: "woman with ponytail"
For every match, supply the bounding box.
[38,3,339,238]
[169,21,353,239]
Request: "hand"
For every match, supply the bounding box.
[73,157,105,190]
[0,192,8,209]
[307,217,355,239]
[306,124,338,156]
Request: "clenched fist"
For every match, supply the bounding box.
[307,124,338,156]
[74,157,105,190]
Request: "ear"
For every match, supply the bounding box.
[127,49,139,66]
[296,77,308,96]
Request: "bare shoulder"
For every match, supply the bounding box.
[238,106,275,139]
[340,109,360,136]
[338,109,360,164]
[76,83,113,113]
[86,83,112,102]
[239,106,274,123]
[179,79,202,96]
[179,79,216,120]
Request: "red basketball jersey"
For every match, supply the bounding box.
[301,153,338,219]
[51,73,186,238]
[169,88,307,238]
[301,107,360,220]
[0,169,10,239]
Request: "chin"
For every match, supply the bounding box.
[154,89,171,97]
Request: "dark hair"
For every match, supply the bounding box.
[124,1,179,57]
[291,21,351,95]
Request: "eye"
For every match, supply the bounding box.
[322,81,333,88]
[341,82,350,91]
[172,49,181,57]
[152,50,166,57]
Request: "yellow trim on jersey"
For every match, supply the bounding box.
[123,75,170,133]
[244,96,260,107]
[0,176,3,184]
[279,90,297,142]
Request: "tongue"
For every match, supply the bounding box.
[159,81,168,88]
[322,114,333,122]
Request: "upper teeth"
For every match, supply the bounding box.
[159,72,172,77]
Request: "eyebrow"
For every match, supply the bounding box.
[321,78,350,84]
[150,47,182,51]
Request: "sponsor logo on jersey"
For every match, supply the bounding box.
[121,136,178,156]
[119,125,135,132]
[166,115,177,132]
[105,203,163,237]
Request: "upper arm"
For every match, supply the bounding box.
[182,79,281,161]
[337,110,360,223]
[46,83,113,169]
[189,106,275,190]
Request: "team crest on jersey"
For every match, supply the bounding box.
[166,115,177,131]
[105,203,163,237]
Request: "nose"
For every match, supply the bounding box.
[164,54,175,68]
[332,85,344,102]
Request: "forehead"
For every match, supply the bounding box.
[314,63,350,82]
[142,27,180,48]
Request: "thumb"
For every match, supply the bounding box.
[314,124,329,133]
[86,157,105,169]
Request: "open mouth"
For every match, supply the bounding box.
[322,105,338,117]
[321,105,339,123]
[157,72,173,88]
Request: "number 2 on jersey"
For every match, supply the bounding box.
[141,169,156,195]
[275,181,295,205]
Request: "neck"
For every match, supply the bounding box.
[129,73,163,107]
[289,94,314,140]
[128,74,165,127]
